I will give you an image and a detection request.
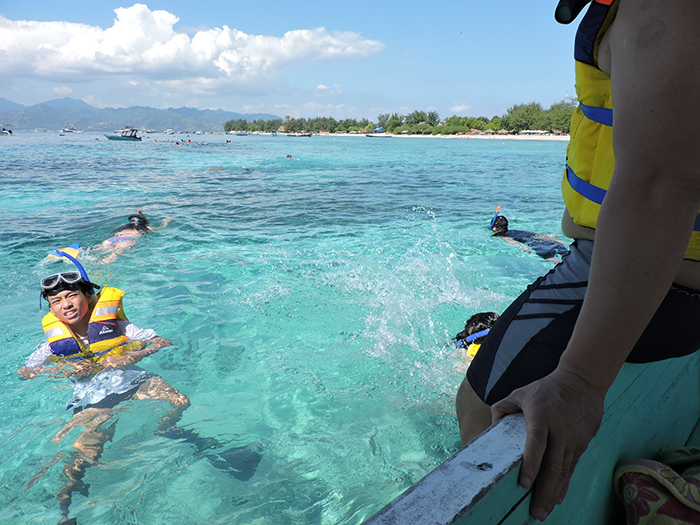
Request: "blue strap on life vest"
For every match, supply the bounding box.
[579,103,613,126]
[566,164,700,231]
[566,164,607,205]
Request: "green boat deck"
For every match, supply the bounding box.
[365,352,700,524]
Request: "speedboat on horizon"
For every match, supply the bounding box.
[105,127,142,141]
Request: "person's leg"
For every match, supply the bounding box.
[134,376,190,431]
[54,408,116,524]
[456,242,591,446]
[456,376,492,446]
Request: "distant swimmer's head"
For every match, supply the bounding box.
[492,215,509,234]
[128,212,149,228]
[113,211,149,234]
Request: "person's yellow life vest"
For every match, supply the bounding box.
[42,286,137,362]
[563,0,700,261]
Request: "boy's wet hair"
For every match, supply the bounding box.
[43,280,98,299]
[454,311,500,345]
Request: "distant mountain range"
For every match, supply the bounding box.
[0,97,281,132]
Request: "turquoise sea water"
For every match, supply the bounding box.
[0,132,568,524]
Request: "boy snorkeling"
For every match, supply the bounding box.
[454,311,499,362]
[95,211,171,263]
[20,254,260,524]
[490,214,569,262]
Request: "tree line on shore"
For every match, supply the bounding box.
[223,99,577,135]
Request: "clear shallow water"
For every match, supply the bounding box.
[0,132,568,524]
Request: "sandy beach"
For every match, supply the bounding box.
[314,132,570,141]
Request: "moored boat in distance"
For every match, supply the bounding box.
[366,126,390,137]
[0,127,12,136]
[288,132,312,137]
[105,127,142,141]
[60,126,83,133]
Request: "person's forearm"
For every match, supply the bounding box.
[559,175,699,394]
[104,337,171,368]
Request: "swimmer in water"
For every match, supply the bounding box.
[454,311,499,362]
[19,256,261,524]
[491,215,569,262]
[96,211,171,263]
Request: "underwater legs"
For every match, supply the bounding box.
[53,408,116,525]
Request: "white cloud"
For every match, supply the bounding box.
[241,103,267,113]
[451,103,471,113]
[314,83,344,98]
[52,85,73,96]
[0,4,385,97]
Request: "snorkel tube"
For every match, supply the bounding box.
[47,249,89,281]
[489,205,501,230]
[457,328,491,348]
[45,248,98,297]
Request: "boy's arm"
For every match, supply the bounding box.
[101,337,172,368]
[499,236,533,254]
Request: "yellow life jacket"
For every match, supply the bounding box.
[42,286,135,362]
[563,0,700,261]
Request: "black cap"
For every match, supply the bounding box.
[555,0,592,24]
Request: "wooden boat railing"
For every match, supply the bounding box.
[365,352,700,525]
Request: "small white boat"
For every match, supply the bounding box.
[105,127,142,141]
[0,127,12,136]
[60,126,83,133]
[366,132,391,138]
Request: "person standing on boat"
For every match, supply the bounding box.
[95,211,171,263]
[456,0,700,520]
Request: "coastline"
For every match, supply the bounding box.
[315,132,570,141]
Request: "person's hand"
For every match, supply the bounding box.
[491,367,604,521]
[48,360,97,378]
[17,365,43,380]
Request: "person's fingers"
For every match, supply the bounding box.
[528,438,567,520]
[490,397,523,424]
[518,414,548,492]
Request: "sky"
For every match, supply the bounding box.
[0,1,579,121]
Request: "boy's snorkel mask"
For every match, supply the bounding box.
[40,249,100,308]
